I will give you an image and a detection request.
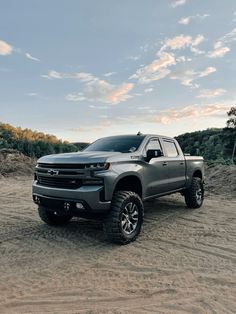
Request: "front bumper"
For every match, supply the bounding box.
[32,181,111,212]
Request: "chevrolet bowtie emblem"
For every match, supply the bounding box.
[48,169,59,175]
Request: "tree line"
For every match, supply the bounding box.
[175,127,235,163]
[0,123,88,158]
[176,107,236,164]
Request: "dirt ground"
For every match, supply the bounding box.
[0,177,235,313]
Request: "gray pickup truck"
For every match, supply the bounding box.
[33,134,204,244]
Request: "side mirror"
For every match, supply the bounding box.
[146,149,163,162]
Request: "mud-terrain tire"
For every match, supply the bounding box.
[38,206,73,226]
[184,177,204,209]
[103,191,144,244]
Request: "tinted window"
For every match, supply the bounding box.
[163,141,178,157]
[146,138,162,153]
[84,136,145,153]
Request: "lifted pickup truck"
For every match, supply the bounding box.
[33,134,204,244]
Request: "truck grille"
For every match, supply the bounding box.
[38,163,86,169]
[37,176,82,189]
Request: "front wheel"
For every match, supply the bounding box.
[38,206,73,226]
[184,177,204,209]
[103,191,144,244]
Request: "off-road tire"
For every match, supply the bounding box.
[103,191,144,244]
[184,177,204,209]
[38,206,73,226]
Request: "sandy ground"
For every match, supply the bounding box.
[0,177,236,314]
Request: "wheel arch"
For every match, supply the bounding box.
[113,174,143,199]
[192,169,203,179]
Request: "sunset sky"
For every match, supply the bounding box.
[0,0,236,142]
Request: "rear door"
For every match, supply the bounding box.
[161,139,186,190]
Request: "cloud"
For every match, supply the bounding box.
[0,41,41,61]
[208,28,236,58]
[0,39,13,55]
[42,70,63,79]
[170,66,216,88]
[129,52,176,84]
[138,106,151,110]
[105,83,134,104]
[153,103,229,124]
[66,93,86,101]
[66,80,134,105]
[208,42,230,58]
[91,102,231,130]
[190,47,204,55]
[127,55,141,61]
[74,72,97,82]
[103,72,116,77]
[43,69,134,104]
[178,14,210,25]
[199,67,217,76]
[68,101,232,135]
[178,17,191,25]
[170,0,187,8]
[89,105,108,109]
[176,56,192,62]
[129,34,205,85]
[42,70,97,81]
[220,28,236,44]
[197,88,226,99]
[165,35,192,50]
[144,88,153,93]
[192,35,205,46]
[25,52,40,62]
[164,34,205,50]
[26,92,38,96]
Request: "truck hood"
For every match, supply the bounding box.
[38,151,122,164]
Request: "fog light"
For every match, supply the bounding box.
[76,202,85,209]
[64,202,70,211]
[34,195,40,204]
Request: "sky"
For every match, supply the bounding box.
[0,0,236,142]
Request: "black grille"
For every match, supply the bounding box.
[36,169,80,176]
[37,176,82,189]
[38,163,86,169]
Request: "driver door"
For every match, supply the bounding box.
[143,138,170,197]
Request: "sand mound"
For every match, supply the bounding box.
[205,163,236,199]
[0,148,35,177]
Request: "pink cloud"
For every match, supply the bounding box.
[106,83,134,104]
[130,52,176,84]
[0,40,12,55]
[154,103,229,124]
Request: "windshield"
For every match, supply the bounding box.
[84,136,145,153]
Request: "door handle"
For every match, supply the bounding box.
[162,162,168,166]
[179,161,184,165]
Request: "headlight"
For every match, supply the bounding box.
[85,162,110,170]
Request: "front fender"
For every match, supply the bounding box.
[96,162,144,201]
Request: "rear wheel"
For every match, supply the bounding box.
[184,177,204,208]
[103,191,144,244]
[38,206,73,226]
